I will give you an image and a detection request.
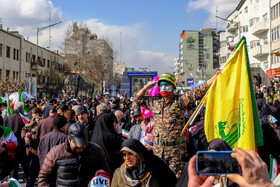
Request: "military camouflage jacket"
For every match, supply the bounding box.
[134,83,209,142]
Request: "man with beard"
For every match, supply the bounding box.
[133,73,219,178]
[76,106,95,140]
[120,101,130,122]
[38,123,109,186]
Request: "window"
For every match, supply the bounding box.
[0,69,2,81]
[276,4,279,18]
[271,3,280,20]
[17,49,19,60]
[272,6,275,20]
[250,40,260,49]
[47,60,50,68]
[272,26,280,41]
[5,70,9,80]
[13,48,16,60]
[0,44,2,57]
[241,25,249,33]
[6,46,10,58]
[13,71,15,80]
[244,7,248,13]
[250,18,260,27]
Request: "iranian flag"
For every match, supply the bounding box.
[227,43,231,50]
[122,129,129,138]
[7,94,13,116]
[1,126,17,159]
[10,92,19,110]
[30,58,35,68]
[189,73,193,78]
[18,110,30,124]
[269,155,280,181]
[62,90,67,95]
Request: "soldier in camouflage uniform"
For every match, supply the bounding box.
[133,73,218,178]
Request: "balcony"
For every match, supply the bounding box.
[251,21,269,36]
[227,22,238,33]
[251,45,269,58]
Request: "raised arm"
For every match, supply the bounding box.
[136,81,157,97]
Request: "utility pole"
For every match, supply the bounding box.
[35,21,62,98]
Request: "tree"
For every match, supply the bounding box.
[63,22,114,96]
[0,80,25,96]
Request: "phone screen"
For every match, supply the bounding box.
[196,151,242,175]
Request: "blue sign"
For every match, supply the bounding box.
[187,78,194,86]
[127,72,157,77]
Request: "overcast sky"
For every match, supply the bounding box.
[0,0,240,74]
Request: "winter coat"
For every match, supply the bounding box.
[36,116,55,140]
[38,141,110,187]
[37,129,67,167]
[128,124,142,140]
[4,111,25,148]
[42,103,54,118]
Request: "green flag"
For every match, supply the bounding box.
[18,88,29,113]
[0,97,2,103]
[7,94,13,116]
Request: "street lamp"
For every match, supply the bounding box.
[35,21,62,98]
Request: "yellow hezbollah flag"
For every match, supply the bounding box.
[204,37,263,150]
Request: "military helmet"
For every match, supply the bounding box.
[158,73,176,87]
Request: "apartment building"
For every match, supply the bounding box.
[0,24,65,97]
[220,0,280,77]
[176,29,220,84]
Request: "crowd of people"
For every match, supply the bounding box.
[0,72,279,187]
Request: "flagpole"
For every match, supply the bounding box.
[180,96,206,136]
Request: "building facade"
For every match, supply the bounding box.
[220,0,280,77]
[64,22,114,95]
[176,29,220,84]
[0,24,65,97]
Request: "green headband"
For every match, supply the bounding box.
[159,80,172,86]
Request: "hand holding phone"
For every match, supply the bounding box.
[226,148,273,187]
[188,156,216,187]
[196,151,242,175]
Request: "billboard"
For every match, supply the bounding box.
[187,78,194,86]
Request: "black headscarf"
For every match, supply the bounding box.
[91,113,123,175]
[121,138,177,187]
[206,138,232,151]
[260,104,274,118]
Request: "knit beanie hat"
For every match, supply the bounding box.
[88,170,111,187]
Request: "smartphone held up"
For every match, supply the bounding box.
[196,151,242,175]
